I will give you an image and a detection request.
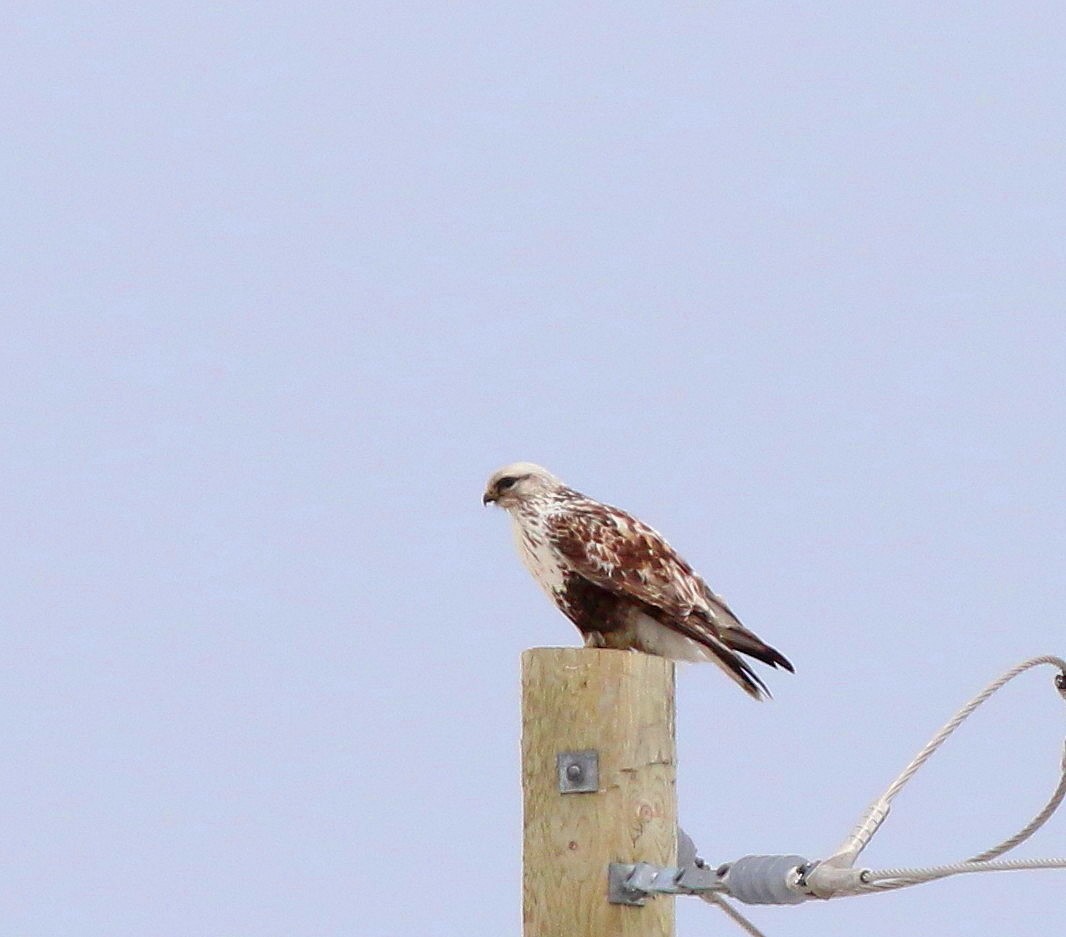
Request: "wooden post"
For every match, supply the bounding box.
[522,647,677,937]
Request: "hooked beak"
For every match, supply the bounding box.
[482,491,497,505]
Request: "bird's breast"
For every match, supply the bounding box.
[510,514,567,596]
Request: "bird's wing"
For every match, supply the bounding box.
[544,501,793,667]
[544,503,708,623]
[545,498,792,696]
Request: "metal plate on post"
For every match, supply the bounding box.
[608,862,646,906]
[557,749,599,793]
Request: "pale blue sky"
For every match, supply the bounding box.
[3,4,1065,935]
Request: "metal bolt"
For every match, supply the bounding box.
[557,750,599,793]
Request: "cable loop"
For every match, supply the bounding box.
[815,655,1066,896]
[680,655,1066,934]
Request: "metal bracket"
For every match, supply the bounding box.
[608,862,724,905]
[608,862,652,906]
[557,750,599,793]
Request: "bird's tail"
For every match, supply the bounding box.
[720,627,795,675]
[695,586,794,698]
[679,616,794,700]
[698,637,776,699]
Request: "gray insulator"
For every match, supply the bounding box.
[723,854,809,905]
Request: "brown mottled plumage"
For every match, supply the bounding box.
[483,462,793,699]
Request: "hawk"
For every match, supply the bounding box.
[483,462,793,698]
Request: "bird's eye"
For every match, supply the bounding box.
[497,476,518,491]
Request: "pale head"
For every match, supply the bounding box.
[482,462,562,509]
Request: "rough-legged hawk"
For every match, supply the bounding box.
[483,462,793,698]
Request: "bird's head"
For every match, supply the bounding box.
[482,462,561,509]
